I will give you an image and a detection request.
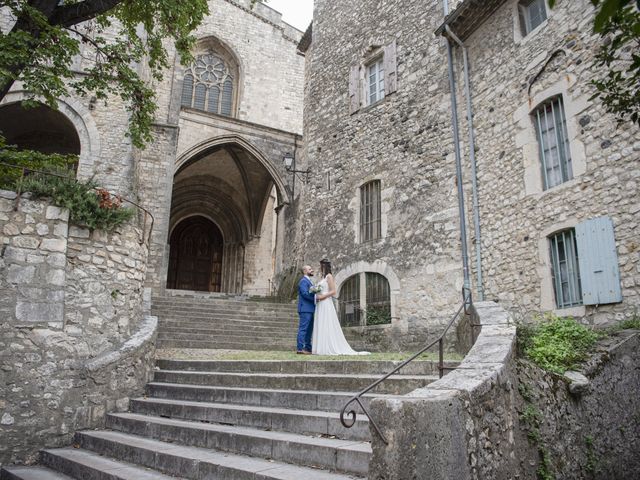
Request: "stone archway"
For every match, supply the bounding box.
[0,93,100,179]
[167,139,286,295]
[0,102,81,156]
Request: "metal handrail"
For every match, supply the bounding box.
[0,160,154,245]
[339,287,473,444]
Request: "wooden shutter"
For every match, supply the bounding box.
[383,40,397,94]
[349,64,360,114]
[518,4,528,36]
[575,216,622,305]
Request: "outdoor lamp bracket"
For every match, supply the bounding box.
[283,153,310,183]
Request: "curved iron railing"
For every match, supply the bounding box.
[340,287,473,444]
[0,160,154,245]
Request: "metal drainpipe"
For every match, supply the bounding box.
[443,1,471,294]
[444,25,484,301]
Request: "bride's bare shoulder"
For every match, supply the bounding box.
[325,273,334,280]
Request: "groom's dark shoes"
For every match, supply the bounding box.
[296,350,312,355]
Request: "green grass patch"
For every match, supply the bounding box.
[617,315,640,330]
[517,314,600,374]
[156,349,463,362]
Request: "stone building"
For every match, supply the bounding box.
[0,0,305,465]
[1,0,305,297]
[299,0,639,348]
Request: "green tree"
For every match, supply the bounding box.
[0,0,210,147]
[550,0,640,126]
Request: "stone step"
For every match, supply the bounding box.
[0,467,74,480]
[153,370,436,394]
[101,414,370,475]
[155,295,297,308]
[156,333,297,344]
[129,397,370,441]
[156,327,297,337]
[157,323,297,334]
[152,301,297,313]
[157,315,297,324]
[153,311,298,322]
[71,430,363,479]
[145,382,388,412]
[156,359,455,375]
[158,323,297,333]
[39,448,180,480]
[156,340,294,351]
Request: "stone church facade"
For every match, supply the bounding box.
[299,0,639,348]
[1,0,305,298]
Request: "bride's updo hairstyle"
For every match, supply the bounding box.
[320,258,332,277]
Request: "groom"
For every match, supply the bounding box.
[296,265,316,354]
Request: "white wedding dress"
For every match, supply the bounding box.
[312,277,370,356]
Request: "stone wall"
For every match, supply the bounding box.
[302,0,639,350]
[0,193,156,466]
[454,0,640,325]
[368,301,640,479]
[302,0,465,347]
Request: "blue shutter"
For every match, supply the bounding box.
[575,216,622,305]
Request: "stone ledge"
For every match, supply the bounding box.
[368,301,517,480]
[86,315,158,372]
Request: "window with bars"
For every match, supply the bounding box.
[549,229,582,309]
[360,180,382,242]
[181,53,235,116]
[367,58,385,106]
[533,96,572,190]
[339,275,361,327]
[518,0,547,37]
[339,273,391,327]
[365,272,391,325]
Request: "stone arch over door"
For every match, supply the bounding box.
[0,92,101,179]
[168,137,288,294]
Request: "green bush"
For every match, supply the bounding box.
[365,305,392,326]
[0,146,78,190]
[17,172,134,231]
[519,314,600,374]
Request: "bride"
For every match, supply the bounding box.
[312,259,370,356]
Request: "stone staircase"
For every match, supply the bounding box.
[0,357,452,479]
[152,292,300,351]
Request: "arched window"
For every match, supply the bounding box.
[533,96,572,189]
[339,274,361,327]
[181,53,236,116]
[339,272,391,327]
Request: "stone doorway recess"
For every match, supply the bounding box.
[167,216,223,292]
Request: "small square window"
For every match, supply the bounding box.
[366,58,385,106]
[518,0,547,37]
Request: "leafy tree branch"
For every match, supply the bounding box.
[0,0,209,147]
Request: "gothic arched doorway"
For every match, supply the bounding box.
[167,139,287,295]
[167,216,223,292]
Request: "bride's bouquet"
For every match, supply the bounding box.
[309,283,322,294]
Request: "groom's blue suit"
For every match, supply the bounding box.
[297,276,316,352]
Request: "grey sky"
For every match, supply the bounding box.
[266,0,314,31]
